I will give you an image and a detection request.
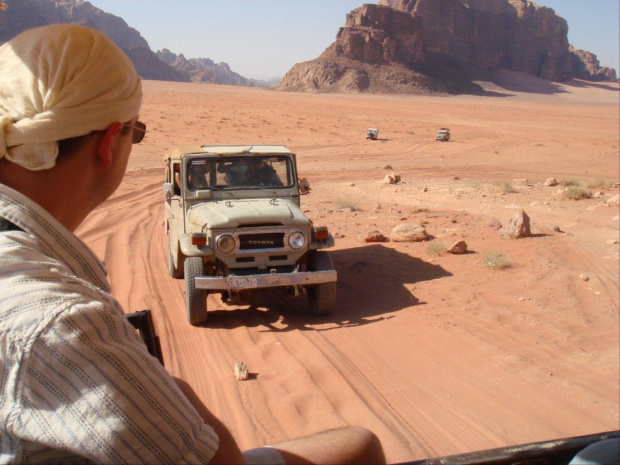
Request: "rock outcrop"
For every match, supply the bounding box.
[278,4,448,94]
[0,0,266,86]
[278,0,617,94]
[569,46,618,82]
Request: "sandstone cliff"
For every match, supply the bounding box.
[278,0,617,94]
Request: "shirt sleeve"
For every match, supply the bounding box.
[15,299,219,464]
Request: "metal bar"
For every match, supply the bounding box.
[397,430,619,465]
[194,270,337,290]
[126,310,165,366]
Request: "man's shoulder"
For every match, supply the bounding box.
[0,234,119,331]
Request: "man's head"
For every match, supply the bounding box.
[0,24,143,171]
[249,158,263,172]
[0,24,143,231]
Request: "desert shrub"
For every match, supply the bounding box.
[584,177,614,188]
[335,199,361,211]
[498,180,516,194]
[560,178,581,187]
[482,251,511,270]
[426,241,447,256]
[563,186,592,200]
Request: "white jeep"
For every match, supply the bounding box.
[163,145,337,325]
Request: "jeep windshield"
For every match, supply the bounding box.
[186,155,293,191]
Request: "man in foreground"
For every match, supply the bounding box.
[0,24,384,464]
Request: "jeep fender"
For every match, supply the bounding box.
[309,232,335,250]
[180,234,213,257]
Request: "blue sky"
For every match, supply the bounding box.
[87,0,619,80]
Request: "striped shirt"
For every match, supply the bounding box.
[0,184,219,464]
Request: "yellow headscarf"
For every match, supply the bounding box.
[0,24,143,170]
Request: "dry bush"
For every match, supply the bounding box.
[563,186,592,200]
[584,177,614,188]
[482,251,511,270]
[498,180,516,194]
[335,199,361,211]
[560,178,581,187]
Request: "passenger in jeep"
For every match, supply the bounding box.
[188,160,212,190]
[247,158,283,187]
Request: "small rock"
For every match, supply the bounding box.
[544,177,558,187]
[450,176,460,181]
[447,240,467,254]
[384,165,393,170]
[592,191,606,198]
[579,274,590,282]
[350,182,356,187]
[234,362,249,381]
[606,239,619,245]
[384,172,401,184]
[606,194,619,206]
[513,178,529,186]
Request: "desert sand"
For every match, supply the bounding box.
[76,71,619,463]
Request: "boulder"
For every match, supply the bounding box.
[499,211,532,238]
[391,223,429,242]
[544,177,559,187]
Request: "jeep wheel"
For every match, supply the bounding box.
[184,257,208,325]
[307,251,336,316]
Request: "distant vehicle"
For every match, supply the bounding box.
[435,127,450,141]
[366,127,378,140]
[163,145,337,325]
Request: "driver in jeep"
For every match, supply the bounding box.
[247,158,282,187]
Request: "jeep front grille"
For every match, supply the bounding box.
[239,233,284,250]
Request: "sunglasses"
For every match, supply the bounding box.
[123,120,147,144]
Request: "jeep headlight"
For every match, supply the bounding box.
[216,234,236,254]
[288,231,306,250]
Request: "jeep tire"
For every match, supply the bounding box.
[184,257,208,325]
[307,251,336,316]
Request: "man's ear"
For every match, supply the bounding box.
[96,122,124,169]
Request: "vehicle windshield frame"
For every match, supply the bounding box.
[185,155,294,191]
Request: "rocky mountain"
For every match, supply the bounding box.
[0,0,266,86]
[156,49,260,86]
[278,0,617,94]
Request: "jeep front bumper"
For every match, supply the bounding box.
[194,270,337,291]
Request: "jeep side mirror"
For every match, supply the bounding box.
[163,183,174,201]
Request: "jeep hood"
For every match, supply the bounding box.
[187,199,310,229]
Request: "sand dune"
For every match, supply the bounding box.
[76,78,619,463]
